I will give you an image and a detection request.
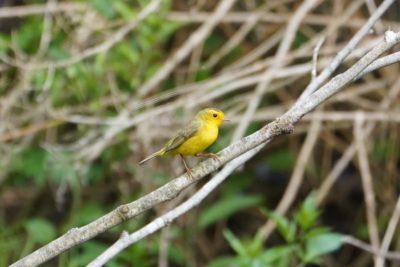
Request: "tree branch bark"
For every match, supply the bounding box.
[11,30,400,267]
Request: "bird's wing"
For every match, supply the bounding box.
[164,120,201,152]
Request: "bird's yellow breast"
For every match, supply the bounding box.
[169,122,218,156]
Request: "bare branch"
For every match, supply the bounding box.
[231,0,321,142]
[295,0,395,104]
[0,2,87,18]
[202,14,259,70]
[355,51,400,80]
[311,37,325,81]
[354,113,380,261]
[342,235,400,260]
[11,31,400,267]
[166,11,400,30]
[2,0,162,70]
[137,0,238,96]
[376,196,400,267]
[316,77,400,205]
[259,118,321,240]
[88,145,264,266]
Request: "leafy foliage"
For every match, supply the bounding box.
[0,1,182,265]
[208,193,343,267]
[24,218,57,244]
[1,0,397,266]
[199,194,263,228]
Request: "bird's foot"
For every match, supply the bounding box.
[180,154,194,179]
[195,152,220,162]
[185,167,194,178]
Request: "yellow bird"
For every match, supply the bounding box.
[139,108,228,176]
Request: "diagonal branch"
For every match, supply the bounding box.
[231,0,321,142]
[88,145,264,266]
[10,30,400,267]
[295,0,395,104]
[376,196,400,267]
[316,77,400,205]
[259,117,321,240]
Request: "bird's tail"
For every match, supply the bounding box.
[139,148,166,165]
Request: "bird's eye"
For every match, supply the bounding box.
[213,113,218,118]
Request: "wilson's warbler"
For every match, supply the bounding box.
[139,108,228,176]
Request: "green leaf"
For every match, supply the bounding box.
[73,203,105,225]
[11,148,47,185]
[247,231,264,256]
[206,256,239,267]
[84,163,105,182]
[259,245,297,264]
[294,192,320,231]
[245,122,262,137]
[25,218,56,244]
[14,17,42,53]
[223,230,247,257]
[90,0,116,18]
[204,34,225,54]
[222,173,254,196]
[70,241,109,266]
[168,243,185,265]
[248,259,270,267]
[46,152,78,183]
[113,0,136,19]
[117,43,140,65]
[48,46,69,60]
[195,69,211,81]
[199,195,263,228]
[372,136,400,162]
[305,233,343,262]
[261,209,296,243]
[264,150,295,172]
[294,30,309,48]
[0,33,10,55]
[115,241,153,267]
[304,227,330,239]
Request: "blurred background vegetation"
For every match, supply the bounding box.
[1,0,400,266]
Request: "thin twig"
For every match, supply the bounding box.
[288,31,400,122]
[3,0,162,70]
[259,118,321,240]
[354,112,380,260]
[376,196,400,267]
[74,30,384,161]
[365,0,385,33]
[316,77,400,204]
[35,0,56,58]
[0,2,87,18]
[224,29,283,71]
[342,235,400,260]
[231,0,320,142]
[137,0,237,96]
[167,11,400,29]
[87,146,264,266]
[295,0,394,104]
[11,31,400,267]
[355,51,400,80]
[202,12,260,69]
[311,37,325,81]
[158,228,170,267]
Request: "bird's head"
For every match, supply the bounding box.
[196,108,228,127]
